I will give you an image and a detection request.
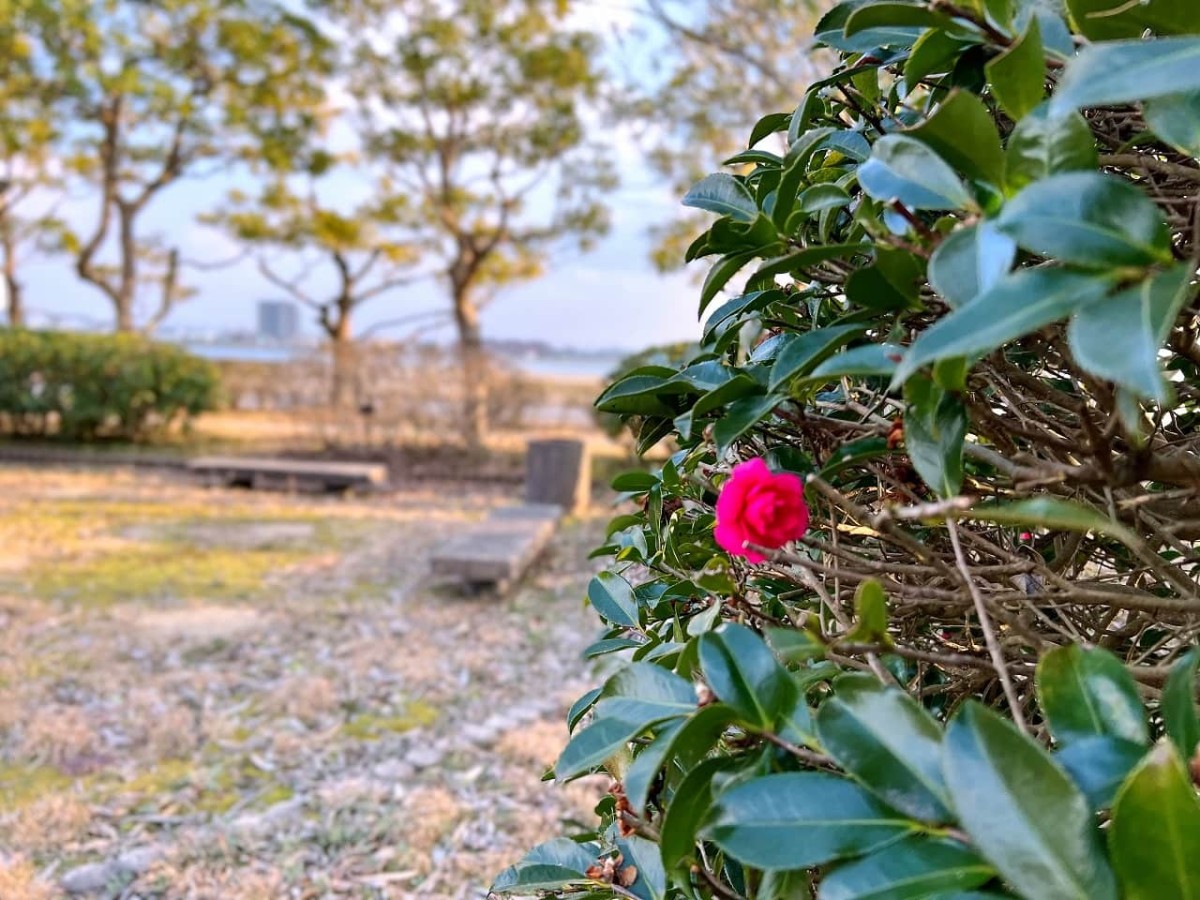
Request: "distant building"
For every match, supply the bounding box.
[257,301,300,342]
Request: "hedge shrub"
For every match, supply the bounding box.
[0,329,220,441]
[499,2,1200,898]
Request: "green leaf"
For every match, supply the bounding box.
[1051,37,1200,114]
[858,135,974,211]
[567,687,602,731]
[820,837,994,900]
[623,722,682,820]
[1056,736,1147,810]
[821,436,890,477]
[556,715,644,780]
[1068,264,1194,403]
[843,2,953,37]
[587,572,640,629]
[804,344,904,384]
[986,18,1045,122]
[929,222,1017,309]
[713,393,780,456]
[997,171,1172,268]
[892,268,1113,386]
[754,243,866,281]
[815,0,926,51]
[750,112,792,148]
[1004,105,1098,192]
[660,757,734,872]
[700,250,759,316]
[1109,741,1200,900]
[704,772,915,871]
[904,377,967,499]
[1065,0,1200,42]
[683,173,758,223]
[846,265,913,312]
[816,673,951,822]
[770,325,867,391]
[908,90,1006,186]
[766,627,828,663]
[597,662,697,725]
[964,498,1138,544]
[616,835,667,900]
[1144,91,1200,157]
[698,623,796,730]
[1162,648,1200,760]
[845,580,890,645]
[1036,645,1149,747]
[942,702,1118,900]
[491,838,600,893]
[800,183,852,212]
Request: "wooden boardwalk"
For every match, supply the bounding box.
[430,503,562,593]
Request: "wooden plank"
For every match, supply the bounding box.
[430,503,561,592]
[187,456,389,491]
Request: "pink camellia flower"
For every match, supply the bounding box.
[714,458,809,563]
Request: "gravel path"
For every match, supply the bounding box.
[0,466,608,898]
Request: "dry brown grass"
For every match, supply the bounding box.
[6,794,93,853]
[270,675,339,727]
[19,706,101,768]
[401,785,465,871]
[0,856,55,900]
[495,718,568,769]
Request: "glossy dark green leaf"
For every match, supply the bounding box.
[702,289,782,345]
[556,716,644,780]
[584,637,644,659]
[1036,645,1148,747]
[616,835,667,900]
[567,687,602,731]
[964,498,1138,545]
[1162,648,1200,759]
[623,722,681,823]
[1056,736,1147,810]
[816,673,951,822]
[846,265,912,312]
[904,377,966,499]
[907,90,1005,185]
[1109,741,1200,900]
[683,173,758,223]
[815,0,925,51]
[859,135,974,211]
[712,393,780,456]
[804,344,904,384]
[892,268,1113,386]
[929,222,1017,309]
[819,837,994,900]
[1144,91,1200,157]
[699,623,796,730]
[700,250,759,316]
[660,756,734,871]
[1004,106,1098,191]
[750,112,792,147]
[625,703,735,816]
[704,772,915,871]
[770,325,867,391]
[594,372,678,416]
[1068,264,1194,403]
[1066,0,1200,39]
[800,183,852,212]
[820,436,890,477]
[907,28,979,85]
[942,702,1118,900]
[491,838,600,893]
[596,662,697,725]
[754,243,866,281]
[766,627,828,663]
[843,2,952,37]
[587,572,640,629]
[997,171,1172,268]
[986,18,1044,121]
[1051,37,1200,114]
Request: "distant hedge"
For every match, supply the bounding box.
[0,329,220,441]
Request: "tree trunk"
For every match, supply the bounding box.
[453,287,488,451]
[2,230,22,328]
[114,203,137,332]
[328,304,357,409]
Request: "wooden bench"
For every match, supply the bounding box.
[430,503,562,593]
[187,456,389,494]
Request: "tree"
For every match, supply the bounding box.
[341,0,615,448]
[24,0,331,332]
[633,0,830,269]
[211,162,423,407]
[0,5,65,326]
[500,1,1200,896]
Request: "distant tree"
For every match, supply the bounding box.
[23,0,332,332]
[210,157,424,406]
[336,0,616,448]
[635,0,831,269]
[0,6,65,326]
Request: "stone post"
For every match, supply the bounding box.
[525,438,590,515]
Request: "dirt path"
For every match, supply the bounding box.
[0,466,607,898]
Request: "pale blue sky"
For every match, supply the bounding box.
[15,2,711,353]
